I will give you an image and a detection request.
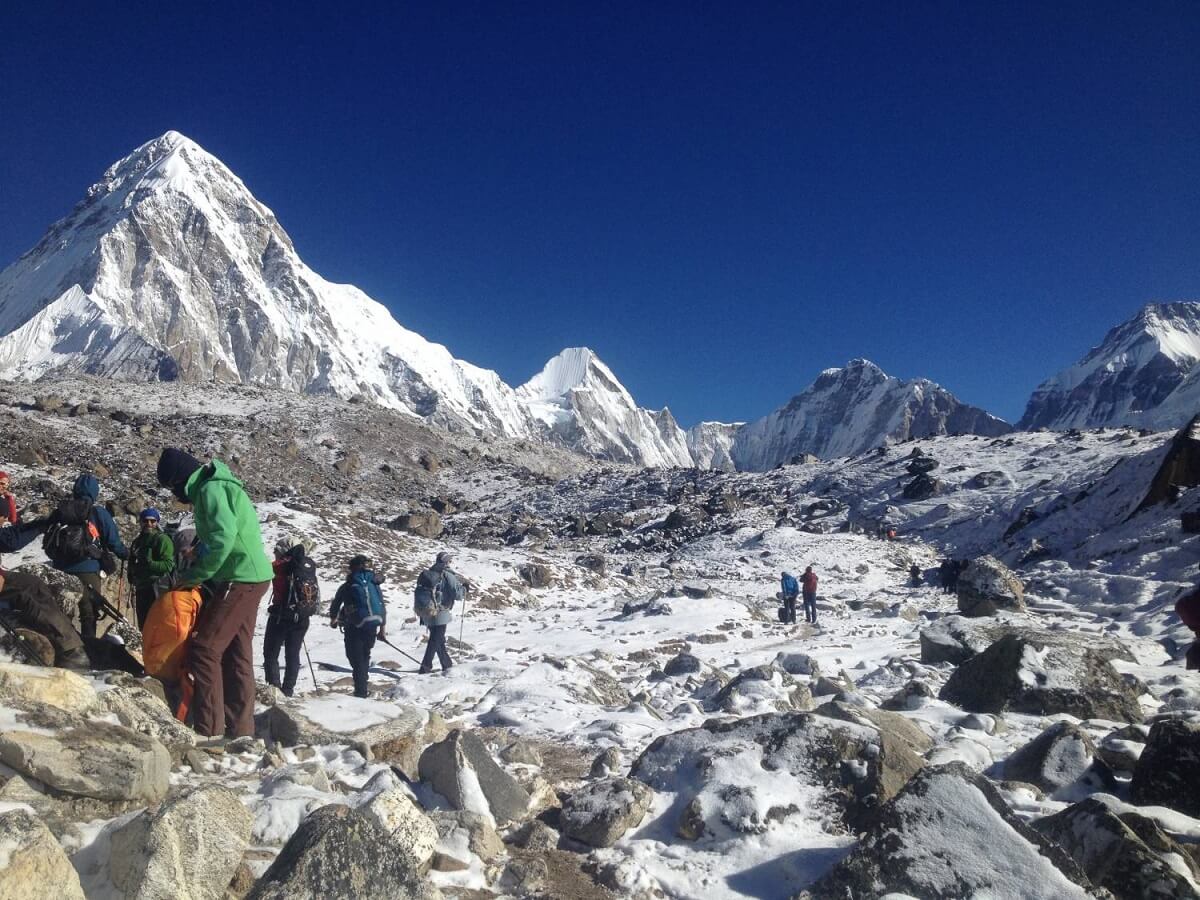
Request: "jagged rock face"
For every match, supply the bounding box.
[730,359,1010,471]
[1020,301,1200,431]
[686,421,740,471]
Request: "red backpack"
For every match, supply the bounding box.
[1176,588,1200,632]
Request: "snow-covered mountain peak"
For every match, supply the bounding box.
[1019,301,1200,431]
[518,347,625,401]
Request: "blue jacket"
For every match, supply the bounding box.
[51,474,128,574]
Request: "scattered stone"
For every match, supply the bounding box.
[418,729,531,824]
[1033,797,1200,900]
[388,511,443,539]
[559,776,655,849]
[574,554,606,576]
[902,472,944,501]
[0,808,86,899]
[920,615,1134,666]
[663,652,702,677]
[774,652,821,677]
[109,784,252,900]
[804,764,1097,899]
[0,662,97,714]
[518,563,554,588]
[246,805,441,900]
[499,739,543,767]
[1130,717,1200,816]
[507,820,560,851]
[709,664,814,715]
[590,747,622,778]
[428,809,505,863]
[881,679,935,711]
[956,555,1025,617]
[939,633,1144,722]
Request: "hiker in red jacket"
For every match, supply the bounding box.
[801,566,819,624]
[1176,585,1200,669]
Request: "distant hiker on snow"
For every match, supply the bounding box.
[801,565,818,624]
[265,537,320,697]
[329,554,385,698]
[43,473,128,640]
[0,472,19,525]
[127,507,175,629]
[156,448,273,740]
[909,563,922,586]
[414,551,462,674]
[779,571,799,624]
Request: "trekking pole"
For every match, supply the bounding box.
[459,588,467,644]
[302,638,318,690]
[0,615,44,666]
[378,635,424,667]
[115,559,127,620]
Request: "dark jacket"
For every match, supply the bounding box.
[49,474,128,575]
[330,571,385,629]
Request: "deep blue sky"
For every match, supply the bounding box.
[2,2,1198,425]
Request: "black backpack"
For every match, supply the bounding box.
[286,556,321,619]
[43,497,101,567]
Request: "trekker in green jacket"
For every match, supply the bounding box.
[127,507,175,629]
[156,448,272,740]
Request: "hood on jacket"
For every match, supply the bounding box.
[72,473,99,502]
[183,459,244,501]
[157,448,203,504]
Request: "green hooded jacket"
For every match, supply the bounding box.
[182,460,273,586]
[128,529,175,586]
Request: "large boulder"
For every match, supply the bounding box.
[517,563,554,588]
[1130,717,1200,816]
[939,634,1144,722]
[96,682,196,760]
[418,729,531,824]
[257,702,447,780]
[0,809,86,899]
[246,805,441,900]
[631,710,924,838]
[388,511,443,539]
[0,714,170,803]
[804,764,1097,899]
[559,777,654,848]
[902,473,944,501]
[359,787,439,874]
[108,784,252,900]
[956,556,1025,617]
[0,662,97,713]
[1004,721,1111,795]
[663,652,702,677]
[1033,797,1200,900]
[920,616,1135,667]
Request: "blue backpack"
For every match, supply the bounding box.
[351,570,385,627]
[781,573,799,596]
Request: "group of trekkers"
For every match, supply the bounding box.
[779,567,819,625]
[0,449,467,742]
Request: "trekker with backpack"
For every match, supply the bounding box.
[779,571,799,624]
[156,448,273,740]
[329,554,385,698]
[127,508,175,629]
[44,473,128,640]
[264,537,320,696]
[0,472,19,526]
[801,565,819,625]
[414,551,462,674]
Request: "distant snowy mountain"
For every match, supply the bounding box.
[730,359,1011,470]
[686,421,741,471]
[1019,302,1200,431]
[517,348,693,467]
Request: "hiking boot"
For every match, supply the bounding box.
[418,666,432,675]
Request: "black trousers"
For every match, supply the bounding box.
[75,571,104,640]
[782,594,797,624]
[264,614,310,696]
[134,583,159,630]
[420,623,453,672]
[1,571,88,666]
[344,623,377,698]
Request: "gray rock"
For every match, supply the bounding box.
[96,683,196,760]
[956,555,1025,617]
[774,652,822,677]
[1130,717,1200,816]
[590,747,622,778]
[498,739,543,767]
[418,729,531,824]
[804,764,1097,899]
[506,820,560,851]
[0,808,86,899]
[1004,722,1112,795]
[680,580,712,599]
[427,809,505,863]
[388,511,443,539]
[881,679,935,710]
[0,715,170,803]
[709,664,814,714]
[663,652,702,677]
[109,784,252,900]
[359,787,439,874]
[560,776,654,848]
[920,615,1135,667]
[574,553,606,576]
[0,662,97,713]
[939,633,1144,722]
[246,805,441,900]
[1033,797,1200,900]
[517,563,554,588]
